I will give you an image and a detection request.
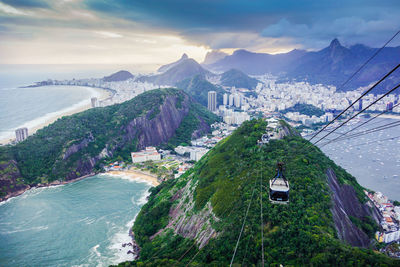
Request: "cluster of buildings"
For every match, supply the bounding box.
[284,112,334,126]
[131,147,161,163]
[207,90,252,126]
[104,161,126,171]
[42,78,162,108]
[365,191,400,244]
[254,77,400,113]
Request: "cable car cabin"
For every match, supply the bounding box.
[269,162,289,204]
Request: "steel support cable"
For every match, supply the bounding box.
[307,29,400,143]
[319,120,400,146]
[313,82,400,145]
[308,63,400,143]
[319,102,400,147]
[177,160,259,265]
[345,134,400,148]
[230,178,258,267]
[260,166,265,267]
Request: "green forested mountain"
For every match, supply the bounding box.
[118,119,398,266]
[282,103,325,117]
[0,88,218,199]
[220,68,260,89]
[176,75,226,107]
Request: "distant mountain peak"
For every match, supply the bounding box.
[329,38,341,48]
[158,53,190,73]
[103,70,134,82]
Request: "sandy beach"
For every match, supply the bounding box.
[0,86,111,145]
[105,169,160,186]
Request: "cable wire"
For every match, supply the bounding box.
[320,102,400,147]
[230,178,258,267]
[307,29,400,143]
[313,82,400,145]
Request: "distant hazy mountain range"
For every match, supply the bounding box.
[108,38,399,96]
[204,39,400,93]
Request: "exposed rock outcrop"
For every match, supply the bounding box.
[125,95,190,150]
[63,93,212,180]
[0,160,30,202]
[327,168,376,247]
[151,177,218,248]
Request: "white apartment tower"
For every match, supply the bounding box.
[223,93,228,106]
[208,91,217,112]
[91,97,99,108]
[234,94,241,108]
[15,127,28,142]
[228,94,234,106]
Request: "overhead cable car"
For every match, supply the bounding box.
[269,162,289,204]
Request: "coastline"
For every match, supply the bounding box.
[0,169,160,204]
[104,169,160,187]
[0,85,111,145]
[0,173,96,204]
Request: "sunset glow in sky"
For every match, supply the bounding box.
[0,0,399,64]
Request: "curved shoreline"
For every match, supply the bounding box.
[0,173,96,204]
[0,85,112,145]
[0,169,160,204]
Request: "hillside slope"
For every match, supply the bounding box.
[176,75,226,107]
[220,68,260,89]
[0,88,219,201]
[120,119,398,266]
[141,57,212,86]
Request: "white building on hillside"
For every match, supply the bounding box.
[131,147,161,163]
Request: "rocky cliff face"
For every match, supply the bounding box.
[129,119,398,266]
[327,168,378,247]
[0,89,218,199]
[151,176,218,249]
[63,93,210,180]
[0,159,29,201]
[125,95,190,150]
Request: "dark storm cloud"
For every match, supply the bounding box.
[1,0,50,8]
[84,0,400,49]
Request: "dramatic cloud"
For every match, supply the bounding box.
[2,0,50,8]
[0,0,399,64]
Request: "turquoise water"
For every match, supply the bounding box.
[0,174,151,266]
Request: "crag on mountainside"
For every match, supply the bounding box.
[119,119,398,266]
[0,88,219,201]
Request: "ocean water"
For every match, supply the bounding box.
[0,85,102,141]
[0,174,151,266]
[0,64,157,142]
[317,117,400,201]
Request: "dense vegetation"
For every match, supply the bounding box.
[0,88,218,195]
[282,103,325,117]
[220,68,260,89]
[176,75,226,107]
[119,119,398,266]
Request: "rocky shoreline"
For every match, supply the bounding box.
[127,227,141,260]
[0,173,96,203]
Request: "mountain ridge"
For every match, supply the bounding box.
[206,39,400,92]
[0,88,219,201]
[118,119,398,266]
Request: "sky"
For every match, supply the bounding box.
[0,0,399,65]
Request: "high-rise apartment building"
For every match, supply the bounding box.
[15,127,28,142]
[208,91,217,112]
